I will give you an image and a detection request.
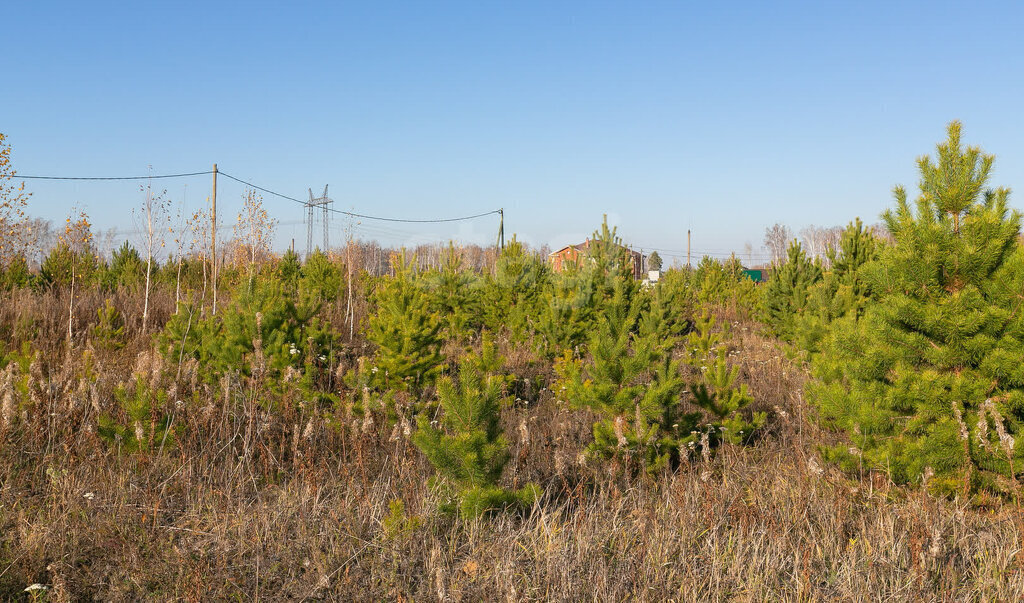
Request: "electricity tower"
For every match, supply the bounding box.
[305,185,332,257]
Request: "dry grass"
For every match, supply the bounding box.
[1,287,1023,601]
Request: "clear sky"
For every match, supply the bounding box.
[5,1,1024,264]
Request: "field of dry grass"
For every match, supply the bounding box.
[2,288,1024,601]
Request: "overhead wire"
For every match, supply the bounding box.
[634,243,771,261]
[20,167,773,254]
[18,167,501,225]
[215,170,501,224]
[17,170,214,181]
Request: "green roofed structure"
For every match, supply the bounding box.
[741,268,769,283]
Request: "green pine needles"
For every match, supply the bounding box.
[813,121,1024,497]
[761,240,822,341]
[365,253,445,391]
[413,357,538,518]
[555,281,681,472]
[536,216,639,357]
[690,256,759,317]
[797,218,880,354]
[555,283,762,473]
[421,244,482,342]
[685,315,764,447]
[481,237,548,343]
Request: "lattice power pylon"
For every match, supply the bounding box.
[305,185,332,257]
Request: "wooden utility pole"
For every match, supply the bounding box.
[211,163,218,314]
[497,208,505,251]
[687,229,691,268]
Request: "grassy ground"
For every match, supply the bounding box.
[2,290,1023,601]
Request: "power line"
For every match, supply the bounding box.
[95,218,310,239]
[343,208,500,223]
[636,243,771,259]
[216,170,305,203]
[216,170,501,224]
[16,170,214,181]
[19,167,501,224]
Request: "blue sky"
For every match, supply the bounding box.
[5,1,1024,264]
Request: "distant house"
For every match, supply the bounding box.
[549,239,645,280]
[741,268,770,283]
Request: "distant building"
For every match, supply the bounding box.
[741,268,770,283]
[641,269,661,289]
[549,239,645,280]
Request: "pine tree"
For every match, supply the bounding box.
[421,243,481,341]
[365,252,444,391]
[413,357,538,517]
[109,241,145,289]
[157,274,335,394]
[797,218,880,353]
[638,274,689,343]
[0,254,30,290]
[760,240,822,340]
[585,215,638,304]
[556,283,762,472]
[555,280,689,472]
[537,217,637,357]
[691,256,759,317]
[481,237,548,343]
[648,251,663,272]
[536,259,596,357]
[300,249,341,304]
[814,122,1024,497]
[98,374,174,453]
[277,248,302,292]
[685,315,765,447]
[92,299,126,350]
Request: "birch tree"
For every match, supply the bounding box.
[134,178,170,333]
[0,133,31,267]
[232,188,276,287]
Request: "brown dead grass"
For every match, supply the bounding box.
[1,287,1023,601]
